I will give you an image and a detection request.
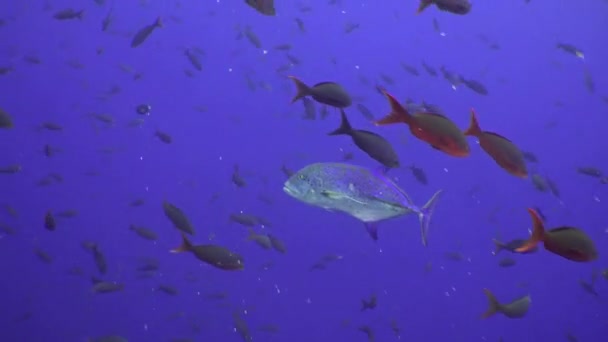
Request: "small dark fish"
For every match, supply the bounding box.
[288,76,352,108]
[481,289,530,319]
[157,284,179,295]
[498,258,516,268]
[329,109,400,168]
[421,61,437,76]
[583,68,595,94]
[101,9,113,31]
[557,43,584,59]
[577,167,602,178]
[400,62,419,76]
[131,17,162,48]
[82,243,108,275]
[233,311,252,342]
[268,234,286,253]
[129,224,158,241]
[409,165,428,185]
[417,0,472,15]
[464,109,527,178]
[44,211,56,231]
[231,165,247,187]
[92,281,124,294]
[0,107,13,128]
[171,233,244,271]
[579,279,599,298]
[515,208,598,262]
[155,130,172,144]
[361,294,377,310]
[245,0,276,16]
[136,104,152,116]
[356,103,375,121]
[184,49,202,71]
[439,66,462,89]
[358,325,375,341]
[163,201,195,235]
[461,78,488,95]
[493,238,537,254]
[53,9,84,20]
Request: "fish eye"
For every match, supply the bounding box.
[298,174,306,180]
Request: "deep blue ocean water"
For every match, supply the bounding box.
[1,1,607,341]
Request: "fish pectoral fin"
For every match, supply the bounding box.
[364,223,379,241]
[320,190,342,199]
[321,190,366,204]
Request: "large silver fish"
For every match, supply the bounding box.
[283,162,442,246]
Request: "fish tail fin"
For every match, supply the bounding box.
[375,90,412,126]
[288,76,311,103]
[416,189,443,247]
[492,239,505,255]
[515,208,545,253]
[417,0,433,14]
[328,109,352,135]
[463,108,482,136]
[246,227,256,240]
[481,288,501,319]
[155,17,163,28]
[361,299,370,311]
[170,232,193,253]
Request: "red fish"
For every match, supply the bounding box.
[515,208,598,262]
[374,90,469,157]
[464,109,528,178]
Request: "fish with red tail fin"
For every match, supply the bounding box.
[515,208,597,262]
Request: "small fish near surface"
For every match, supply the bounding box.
[131,17,162,48]
[464,109,528,178]
[283,162,442,246]
[329,109,400,169]
[374,89,470,157]
[287,76,352,108]
[417,0,472,15]
[515,208,598,262]
[481,289,530,319]
[245,0,276,16]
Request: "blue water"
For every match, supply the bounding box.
[1,1,607,341]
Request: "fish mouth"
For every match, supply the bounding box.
[283,185,295,196]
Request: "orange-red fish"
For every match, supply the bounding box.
[515,208,598,262]
[374,90,469,157]
[464,109,527,178]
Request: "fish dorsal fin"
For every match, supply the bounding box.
[313,81,336,87]
[484,131,512,142]
[372,168,414,205]
[354,129,384,138]
[548,226,576,233]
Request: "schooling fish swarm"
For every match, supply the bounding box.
[0,0,605,341]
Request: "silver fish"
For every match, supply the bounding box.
[283,162,442,246]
